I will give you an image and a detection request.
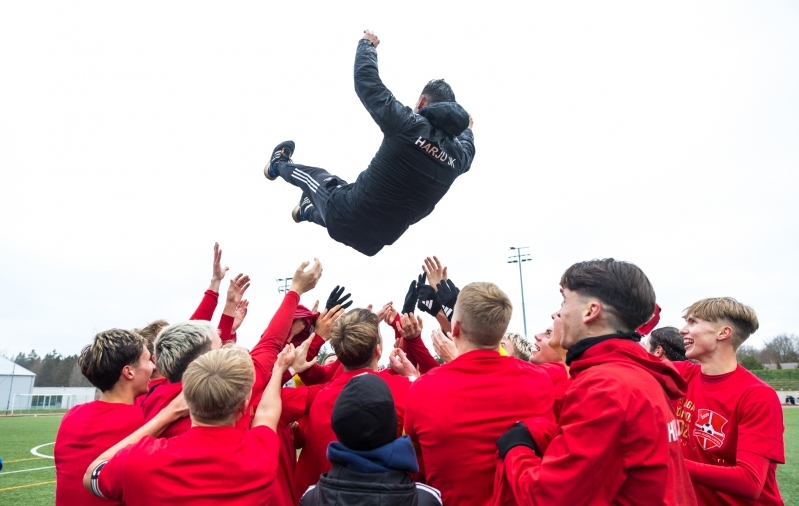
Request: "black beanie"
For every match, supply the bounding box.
[331,373,397,451]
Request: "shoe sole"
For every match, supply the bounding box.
[291,204,302,223]
[264,163,278,180]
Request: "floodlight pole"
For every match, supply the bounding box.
[508,247,532,337]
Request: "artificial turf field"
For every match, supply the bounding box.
[1,408,798,505]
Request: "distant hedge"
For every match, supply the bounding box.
[753,369,799,390]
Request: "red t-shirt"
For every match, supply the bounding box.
[94,425,280,506]
[404,349,554,506]
[54,401,144,506]
[293,369,411,499]
[139,380,189,438]
[134,376,167,407]
[674,362,785,505]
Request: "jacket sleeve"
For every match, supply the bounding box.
[298,359,342,386]
[190,290,219,321]
[249,291,300,396]
[501,384,627,505]
[354,39,414,137]
[455,128,475,175]
[403,336,440,374]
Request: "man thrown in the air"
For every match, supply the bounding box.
[264,29,475,257]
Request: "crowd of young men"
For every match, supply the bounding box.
[52,245,786,505]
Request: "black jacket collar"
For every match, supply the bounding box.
[565,331,641,366]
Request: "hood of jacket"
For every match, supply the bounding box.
[418,101,470,137]
[289,304,317,347]
[568,335,687,400]
[327,435,418,474]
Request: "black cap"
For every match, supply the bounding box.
[331,373,397,451]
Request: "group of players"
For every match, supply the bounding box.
[51,243,785,506]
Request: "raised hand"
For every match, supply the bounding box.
[436,279,460,322]
[417,285,442,316]
[326,285,353,310]
[374,302,394,322]
[311,300,319,315]
[290,337,316,374]
[432,329,457,364]
[226,273,251,305]
[232,299,249,334]
[362,29,380,48]
[289,258,323,295]
[399,313,423,340]
[274,344,297,373]
[422,256,447,290]
[210,242,229,292]
[315,305,345,340]
[402,273,425,314]
[390,348,418,379]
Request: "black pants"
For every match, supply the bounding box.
[274,161,348,227]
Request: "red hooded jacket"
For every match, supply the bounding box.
[495,337,697,506]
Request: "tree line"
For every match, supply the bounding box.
[737,334,799,370]
[10,350,93,388]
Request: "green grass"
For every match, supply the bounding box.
[0,415,61,505]
[778,407,799,502]
[1,410,798,504]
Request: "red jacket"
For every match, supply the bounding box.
[496,337,697,506]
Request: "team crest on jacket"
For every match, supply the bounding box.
[694,409,728,450]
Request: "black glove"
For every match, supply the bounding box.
[326,285,353,310]
[402,273,426,314]
[497,422,537,460]
[417,285,441,316]
[436,279,460,321]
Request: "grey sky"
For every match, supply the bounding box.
[1,1,797,360]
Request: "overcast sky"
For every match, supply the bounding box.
[1,1,797,361]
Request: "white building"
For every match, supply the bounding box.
[27,386,98,410]
[0,356,36,414]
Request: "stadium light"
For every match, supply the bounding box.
[276,277,293,295]
[507,247,532,336]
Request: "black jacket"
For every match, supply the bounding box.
[325,39,476,256]
[299,464,442,506]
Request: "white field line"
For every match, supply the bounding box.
[30,442,55,459]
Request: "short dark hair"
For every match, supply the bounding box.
[560,258,655,332]
[649,327,686,361]
[134,319,169,355]
[79,329,146,392]
[421,79,456,104]
[329,309,380,370]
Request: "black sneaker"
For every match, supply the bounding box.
[264,141,295,180]
[292,195,314,223]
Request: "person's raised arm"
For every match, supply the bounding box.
[296,304,346,385]
[354,29,414,137]
[250,259,322,394]
[191,242,228,320]
[218,273,250,343]
[397,313,439,374]
[253,344,296,432]
[455,120,476,175]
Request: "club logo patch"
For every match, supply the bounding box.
[694,409,728,450]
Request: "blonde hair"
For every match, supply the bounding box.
[503,332,534,361]
[455,282,513,348]
[683,297,759,350]
[329,309,380,370]
[182,347,254,424]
